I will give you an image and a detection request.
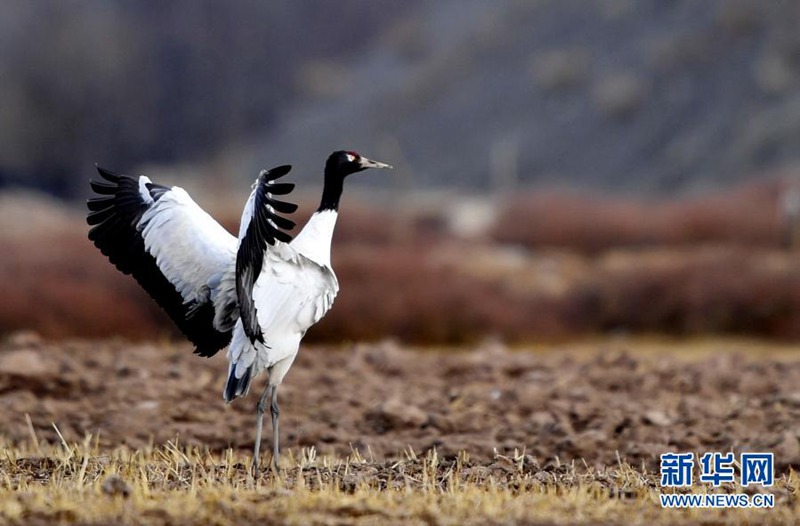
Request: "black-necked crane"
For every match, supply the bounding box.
[87,151,392,472]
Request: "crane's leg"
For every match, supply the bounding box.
[252,383,272,475]
[270,385,280,472]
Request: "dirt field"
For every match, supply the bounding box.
[1,333,799,524]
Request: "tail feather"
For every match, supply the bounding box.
[224,365,252,402]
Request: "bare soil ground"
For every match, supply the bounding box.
[1,334,799,524]
[3,333,800,470]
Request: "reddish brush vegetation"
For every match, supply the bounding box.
[288,199,448,247]
[308,245,556,344]
[0,230,171,340]
[491,179,786,252]
[577,248,800,338]
[5,180,800,345]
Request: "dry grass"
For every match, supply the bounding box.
[2,336,800,524]
[1,438,795,525]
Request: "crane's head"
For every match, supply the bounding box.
[318,150,393,211]
[326,150,392,179]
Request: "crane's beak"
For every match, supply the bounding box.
[358,156,393,170]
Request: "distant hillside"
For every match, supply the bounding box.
[251,0,800,195]
[3,0,800,197]
[0,1,413,197]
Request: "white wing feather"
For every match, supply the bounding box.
[139,187,237,313]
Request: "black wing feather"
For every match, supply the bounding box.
[236,165,297,344]
[269,214,296,231]
[269,199,299,214]
[87,197,114,211]
[264,182,294,195]
[87,165,231,357]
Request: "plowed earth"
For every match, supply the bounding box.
[2,334,800,475]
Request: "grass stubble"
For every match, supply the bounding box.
[0,432,795,526]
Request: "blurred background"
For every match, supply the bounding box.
[5,0,800,344]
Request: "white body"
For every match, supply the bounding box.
[226,210,340,389]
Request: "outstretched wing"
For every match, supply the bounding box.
[235,165,298,344]
[87,166,238,357]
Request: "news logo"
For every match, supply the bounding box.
[659,452,774,509]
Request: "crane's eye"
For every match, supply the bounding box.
[345,153,356,163]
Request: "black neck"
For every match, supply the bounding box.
[318,173,344,212]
